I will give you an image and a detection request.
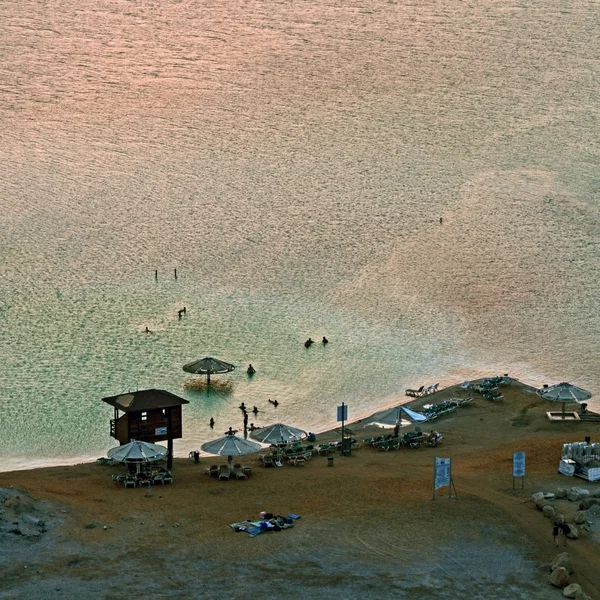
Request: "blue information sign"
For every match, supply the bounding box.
[434,457,451,490]
[513,451,526,477]
[337,404,348,422]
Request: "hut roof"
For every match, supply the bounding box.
[102,389,189,413]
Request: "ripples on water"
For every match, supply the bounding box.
[0,0,599,470]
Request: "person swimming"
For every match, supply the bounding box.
[304,338,314,348]
[252,406,258,415]
[225,426,237,436]
[145,326,152,334]
[247,364,256,375]
[239,402,246,411]
[322,336,329,344]
[268,399,279,407]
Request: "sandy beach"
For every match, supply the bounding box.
[1,380,599,600]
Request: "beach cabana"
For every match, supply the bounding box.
[250,423,307,445]
[183,356,235,385]
[537,382,592,419]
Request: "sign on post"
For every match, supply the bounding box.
[337,403,348,448]
[433,457,456,500]
[512,451,526,488]
[434,457,451,489]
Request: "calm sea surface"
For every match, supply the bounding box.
[1,0,599,471]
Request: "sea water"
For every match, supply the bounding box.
[1,0,599,471]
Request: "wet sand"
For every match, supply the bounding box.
[1,380,599,599]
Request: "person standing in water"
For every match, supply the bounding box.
[322,336,329,344]
[209,417,214,429]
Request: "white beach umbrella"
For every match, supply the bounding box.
[201,434,261,470]
[107,440,169,469]
[249,423,307,445]
[537,382,592,418]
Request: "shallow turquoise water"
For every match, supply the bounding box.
[1,0,599,470]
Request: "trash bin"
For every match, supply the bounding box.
[327,457,334,467]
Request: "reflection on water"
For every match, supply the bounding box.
[0,0,599,470]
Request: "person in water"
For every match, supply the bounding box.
[247,364,256,375]
[252,406,258,415]
[225,426,237,436]
[268,399,279,407]
[145,326,152,334]
[209,417,215,429]
[304,338,314,348]
[322,336,329,344]
[239,402,246,411]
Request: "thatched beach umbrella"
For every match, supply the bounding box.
[537,382,592,419]
[250,423,307,445]
[182,356,235,384]
[201,434,261,470]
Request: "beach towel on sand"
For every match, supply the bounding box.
[229,514,300,536]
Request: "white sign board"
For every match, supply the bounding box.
[513,451,526,477]
[434,457,451,490]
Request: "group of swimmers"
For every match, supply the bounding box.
[145,306,187,333]
[305,336,328,348]
[209,398,280,433]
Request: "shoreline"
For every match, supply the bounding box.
[0,376,584,474]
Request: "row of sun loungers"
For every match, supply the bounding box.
[421,397,472,420]
[363,430,437,450]
[405,383,439,398]
[204,464,253,480]
[113,469,173,487]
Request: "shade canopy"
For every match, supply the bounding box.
[372,404,428,426]
[107,440,169,463]
[537,382,592,419]
[182,357,235,384]
[537,382,592,403]
[201,435,261,469]
[250,423,307,445]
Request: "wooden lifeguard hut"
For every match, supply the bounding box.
[102,389,189,469]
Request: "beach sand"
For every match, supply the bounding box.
[1,381,599,600]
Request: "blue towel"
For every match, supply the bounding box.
[287,514,300,520]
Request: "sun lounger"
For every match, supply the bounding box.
[483,391,503,401]
[242,467,253,476]
[204,464,219,477]
[260,454,274,467]
[219,465,231,480]
[124,475,136,488]
[405,385,425,397]
[232,467,247,479]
